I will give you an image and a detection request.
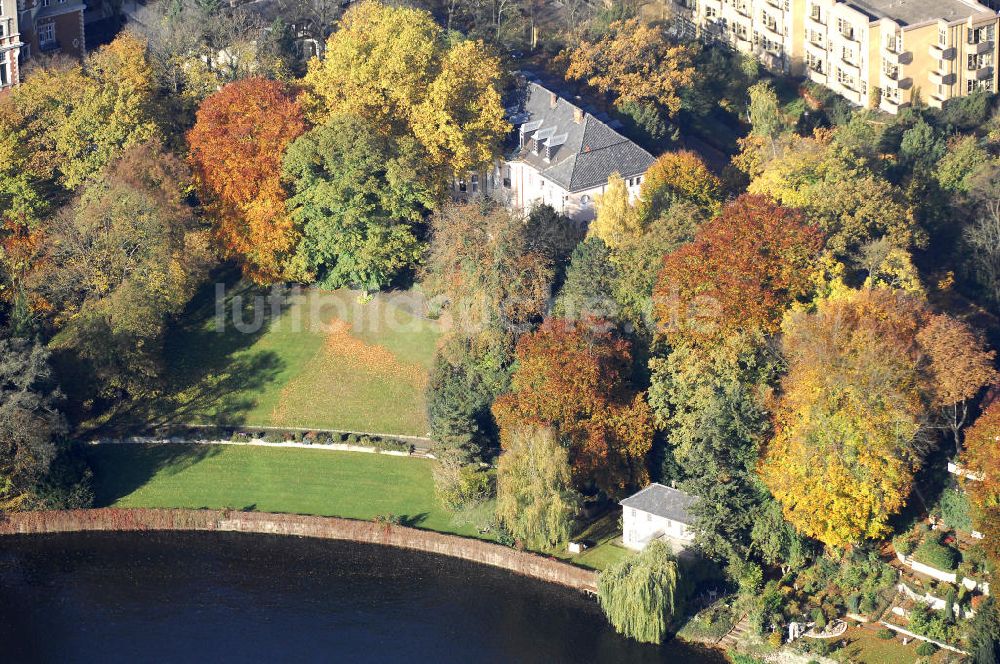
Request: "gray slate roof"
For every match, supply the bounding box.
[508,82,655,194]
[620,483,697,525]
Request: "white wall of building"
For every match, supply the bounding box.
[622,507,695,551]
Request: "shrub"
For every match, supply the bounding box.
[893,533,916,556]
[939,488,973,532]
[813,607,826,630]
[916,641,937,656]
[373,513,401,525]
[262,431,283,443]
[768,628,783,648]
[877,628,895,640]
[913,534,959,571]
[292,431,303,443]
[346,433,359,445]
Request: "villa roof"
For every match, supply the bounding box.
[620,483,697,525]
[507,81,655,194]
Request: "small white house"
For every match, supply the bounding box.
[620,483,697,551]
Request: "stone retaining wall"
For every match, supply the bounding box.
[0,509,597,592]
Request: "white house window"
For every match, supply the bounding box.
[38,21,55,46]
[0,51,8,88]
[581,195,591,205]
[630,509,636,517]
[646,513,652,522]
[470,175,478,193]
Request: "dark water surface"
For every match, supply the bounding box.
[0,532,725,664]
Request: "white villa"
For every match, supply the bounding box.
[454,81,656,222]
[620,483,698,552]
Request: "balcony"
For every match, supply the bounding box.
[882,49,910,65]
[805,40,826,59]
[929,92,948,109]
[973,65,994,80]
[929,43,956,60]
[807,11,825,27]
[971,40,994,55]
[929,70,956,85]
[807,68,827,85]
[879,96,901,114]
[761,21,782,40]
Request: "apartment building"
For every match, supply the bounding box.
[654,0,1000,113]
[0,0,23,90]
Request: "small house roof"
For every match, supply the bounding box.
[620,483,697,525]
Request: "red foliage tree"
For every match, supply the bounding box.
[492,318,653,497]
[187,77,306,283]
[654,194,823,351]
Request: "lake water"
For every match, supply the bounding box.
[0,532,725,663]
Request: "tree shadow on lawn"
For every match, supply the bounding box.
[83,267,291,437]
[88,443,223,506]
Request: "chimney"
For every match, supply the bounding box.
[573,107,584,124]
[550,92,558,109]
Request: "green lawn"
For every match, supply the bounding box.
[96,278,441,437]
[86,443,480,538]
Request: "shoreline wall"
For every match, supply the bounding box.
[0,508,597,592]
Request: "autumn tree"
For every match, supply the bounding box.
[565,18,696,120]
[747,132,918,259]
[916,314,996,453]
[34,140,213,399]
[495,426,579,549]
[761,288,991,548]
[282,114,436,291]
[637,151,722,223]
[423,201,554,337]
[588,173,641,250]
[303,1,508,176]
[188,77,306,283]
[492,318,654,497]
[654,194,823,352]
[961,400,1000,565]
[614,200,704,334]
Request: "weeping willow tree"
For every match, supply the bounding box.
[495,426,579,550]
[597,540,680,644]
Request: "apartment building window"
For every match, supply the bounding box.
[806,29,823,45]
[883,85,898,102]
[842,46,854,63]
[969,52,994,70]
[971,25,995,44]
[939,28,948,46]
[837,18,854,40]
[968,78,995,93]
[836,67,856,89]
[705,6,717,17]
[885,34,901,53]
[806,52,824,73]
[0,50,7,88]
[810,4,821,22]
[882,60,898,79]
[40,0,49,6]
[37,21,54,46]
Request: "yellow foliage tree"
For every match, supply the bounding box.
[761,288,929,548]
[588,173,642,250]
[637,150,722,221]
[564,18,696,117]
[747,133,917,257]
[303,1,508,175]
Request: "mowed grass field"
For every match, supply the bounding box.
[153,281,441,436]
[87,444,482,538]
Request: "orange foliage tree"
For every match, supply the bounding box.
[492,318,653,497]
[961,400,1000,564]
[654,194,823,352]
[187,77,306,283]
